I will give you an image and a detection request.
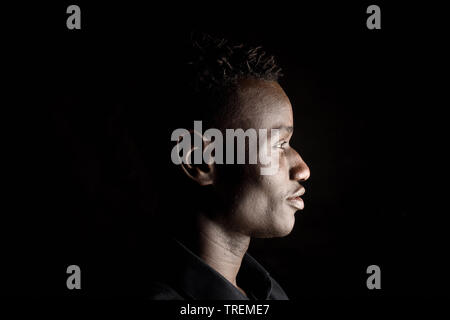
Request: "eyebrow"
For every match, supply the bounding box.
[271,125,294,134]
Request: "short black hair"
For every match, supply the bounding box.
[175,32,283,129]
[187,32,283,92]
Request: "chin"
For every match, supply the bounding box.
[276,209,297,236]
[274,219,295,237]
[254,214,295,238]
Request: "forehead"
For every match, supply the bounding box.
[228,78,293,130]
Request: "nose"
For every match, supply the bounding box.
[289,150,310,182]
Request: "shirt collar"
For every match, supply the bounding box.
[171,238,273,300]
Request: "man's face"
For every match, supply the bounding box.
[212,78,310,238]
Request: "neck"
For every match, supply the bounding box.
[188,213,250,292]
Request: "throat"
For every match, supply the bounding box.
[192,213,251,293]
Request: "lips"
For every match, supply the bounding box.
[286,186,306,210]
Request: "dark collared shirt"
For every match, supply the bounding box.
[148,239,289,300]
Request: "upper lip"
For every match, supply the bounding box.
[287,186,306,199]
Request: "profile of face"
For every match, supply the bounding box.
[182,78,310,238]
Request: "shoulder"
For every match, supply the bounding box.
[147,281,186,300]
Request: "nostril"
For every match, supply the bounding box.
[301,166,310,181]
[291,163,310,182]
[298,171,309,182]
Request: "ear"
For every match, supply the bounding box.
[180,130,216,186]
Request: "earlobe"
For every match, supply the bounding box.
[181,159,215,186]
[196,166,215,186]
[180,137,215,186]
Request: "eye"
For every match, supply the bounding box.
[275,141,288,150]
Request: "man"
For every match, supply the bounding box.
[148,33,310,300]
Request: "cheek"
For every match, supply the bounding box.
[246,154,291,204]
[227,177,273,217]
[214,158,292,233]
[256,162,294,224]
[243,173,288,215]
[236,178,293,237]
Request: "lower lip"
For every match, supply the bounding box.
[287,197,304,210]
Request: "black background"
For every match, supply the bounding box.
[2,1,447,299]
